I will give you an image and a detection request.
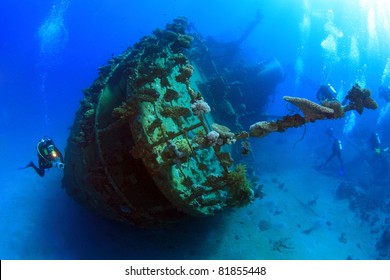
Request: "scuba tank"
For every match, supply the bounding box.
[371,132,382,154]
[337,139,343,151]
[375,133,381,146]
[317,84,337,103]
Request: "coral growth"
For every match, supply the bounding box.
[193,129,207,146]
[136,87,160,103]
[241,140,252,155]
[153,28,178,41]
[249,113,311,137]
[225,164,253,207]
[322,100,345,118]
[112,100,139,120]
[191,99,211,116]
[249,120,279,137]
[175,64,193,84]
[160,106,191,119]
[162,139,191,167]
[283,96,334,122]
[174,139,192,159]
[206,130,220,146]
[343,83,378,114]
[164,88,179,102]
[212,123,234,138]
[219,152,234,167]
[211,123,237,145]
[170,53,188,65]
[250,84,378,138]
[166,17,188,34]
[146,118,163,135]
[275,114,306,130]
[204,164,253,207]
[172,34,194,50]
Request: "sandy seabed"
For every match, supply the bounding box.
[0,129,385,260]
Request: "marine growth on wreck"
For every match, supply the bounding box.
[62,17,377,227]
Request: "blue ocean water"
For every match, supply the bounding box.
[1,0,390,259]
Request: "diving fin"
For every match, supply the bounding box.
[18,161,33,170]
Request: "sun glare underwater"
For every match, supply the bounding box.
[2,0,390,260]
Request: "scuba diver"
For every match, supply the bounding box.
[21,136,64,177]
[316,84,337,103]
[316,83,349,105]
[369,132,389,157]
[370,132,386,154]
[319,127,344,176]
[368,132,389,180]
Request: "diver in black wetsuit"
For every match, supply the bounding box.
[319,127,344,175]
[367,132,389,180]
[316,84,337,103]
[370,132,383,154]
[316,83,350,106]
[21,136,64,177]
